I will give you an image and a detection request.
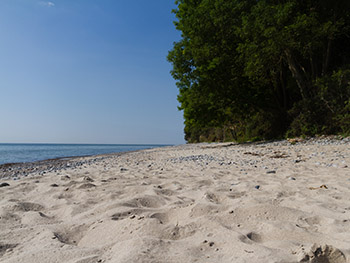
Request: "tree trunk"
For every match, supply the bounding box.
[323,38,332,76]
[310,56,315,80]
[284,49,309,100]
[279,63,288,109]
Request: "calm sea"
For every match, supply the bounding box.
[0,143,168,165]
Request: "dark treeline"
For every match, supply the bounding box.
[168,0,350,142]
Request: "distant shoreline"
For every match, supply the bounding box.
[1,135,349,180]
[0,143,171,167]
[0,145,173,180]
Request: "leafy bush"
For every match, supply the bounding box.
[287,68,350,137]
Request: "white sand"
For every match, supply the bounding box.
[1,140,350,263]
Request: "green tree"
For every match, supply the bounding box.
[168,0,350,142]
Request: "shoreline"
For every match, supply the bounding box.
[0,151,144,181]
[1,136,349,180]
[0,145,173,180]
[0,153,109,180]
[0,143,174,167]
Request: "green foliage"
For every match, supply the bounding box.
[168,0,350,142]
[287,69,350,137]
[339,101,350,135]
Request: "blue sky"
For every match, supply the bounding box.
[0,0,185,144]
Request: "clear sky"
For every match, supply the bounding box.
[0,0,185,145]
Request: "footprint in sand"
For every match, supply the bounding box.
[52,224,89,246]
[0,212,21,223]
[189,203,220,218]
[12,202,44,212]
[120,195,166,208]
[227,191,246,199]
[204,192,220,204]
[78,183,96,189]
[246,232,263,242]
[238,231,263,244]
[20,211,54,225]
[149,212,169,224]
[154,187,175,196]
[161,223,197,240]
[111,209,145,221]
[0,243,18,257]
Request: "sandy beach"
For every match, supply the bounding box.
[1,138,350,263]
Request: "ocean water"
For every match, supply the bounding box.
[0,143,168,165]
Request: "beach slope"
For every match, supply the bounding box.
[1,138,350,263]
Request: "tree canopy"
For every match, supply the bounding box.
[168,0,350,142]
